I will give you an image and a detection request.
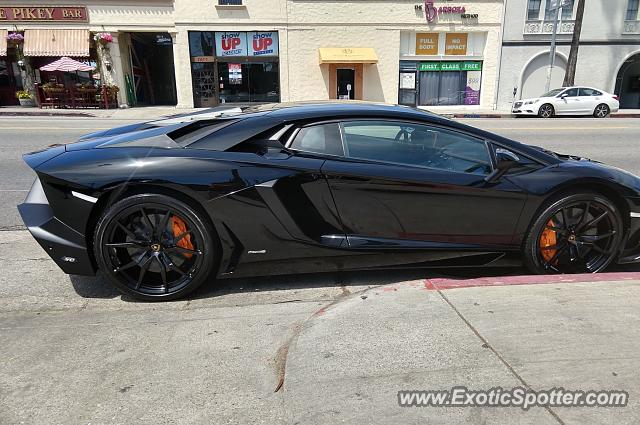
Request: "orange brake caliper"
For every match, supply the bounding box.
[170,216,194,259]
[540,219,558,263]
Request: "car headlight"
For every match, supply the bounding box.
[525,99,539,105]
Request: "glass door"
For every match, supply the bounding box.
[337,68,355,100]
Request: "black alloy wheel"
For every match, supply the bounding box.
[594,103,610,118]
[538,104,554,118]
[524,193,624,274]
[94,194,217,301]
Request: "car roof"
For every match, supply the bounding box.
[235,101,440,121]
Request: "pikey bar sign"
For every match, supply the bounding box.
[0,6,88,22]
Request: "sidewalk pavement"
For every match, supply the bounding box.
[2,105,639,120]
[2,229,640,424]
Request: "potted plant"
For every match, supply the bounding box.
[42,82,65,94]
[16,90,35,107]
[93,32,113,46]
[6,32,24,47]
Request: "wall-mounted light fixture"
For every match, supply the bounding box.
[104,60,112,71]
[17,59,25,70]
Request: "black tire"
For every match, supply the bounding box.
[93,194,217,301]
[523,192,624,275]
[593,103,610,118]
[538,103,554,118]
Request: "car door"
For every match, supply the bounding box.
[554,88,580,114]
[578,88,602,114]
[318,120,529,249]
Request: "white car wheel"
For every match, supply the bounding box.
[538,104,554,118]
[594,104,610,118]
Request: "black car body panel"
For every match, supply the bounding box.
[18,102,640,278]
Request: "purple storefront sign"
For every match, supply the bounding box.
[464,70,481,105]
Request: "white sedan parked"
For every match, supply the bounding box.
[512,87,620,118]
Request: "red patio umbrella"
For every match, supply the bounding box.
[40,57,94,72]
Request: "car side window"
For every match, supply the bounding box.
[289,123,344,157]
[340,120,492,175]
[562,88,579,97]
[579,88,601,96]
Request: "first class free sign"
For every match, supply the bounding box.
[0,6,88,22]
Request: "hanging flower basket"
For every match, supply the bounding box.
[93,32,113,46]
[6,32,24,47]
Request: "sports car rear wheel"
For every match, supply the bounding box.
[94,194,216,301]
[523,193,623,274]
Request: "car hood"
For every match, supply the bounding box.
[517,97,550,104]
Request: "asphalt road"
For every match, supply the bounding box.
[1,116,639,230]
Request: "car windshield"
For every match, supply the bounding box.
[541,89,565,97]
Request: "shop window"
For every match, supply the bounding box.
[189,30,280,106]
[218,61,279,103]
[416,64,482,106]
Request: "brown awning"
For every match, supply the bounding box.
[24,29,90,57]
[0,30,7,57]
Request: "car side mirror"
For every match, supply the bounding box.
[560,93,569,99]
[485,148,519,184]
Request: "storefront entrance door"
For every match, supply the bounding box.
[337,68,355,100]
[0,58,19,106]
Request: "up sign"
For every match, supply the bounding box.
[248,32,279,56]
[215,32,247,57]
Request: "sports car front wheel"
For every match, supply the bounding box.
[93,194,217,301]
[523,192,624,274]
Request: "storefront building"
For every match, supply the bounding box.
[497,0,640,110]
[398,30,489,107]
[172,0,505,109]
[0,1,177,107]
[188,30,280,107]
[2,1,505,109]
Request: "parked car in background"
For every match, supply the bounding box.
[512,87,620,118]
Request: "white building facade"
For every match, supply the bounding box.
[175,0,506,110]
[497,0,640,110]
[1,1,506,109]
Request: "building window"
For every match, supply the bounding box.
[403,61,482,107]
[627,0,640,20]
[218,0,242,5]
[527,0,542,20]
[188,31,280,107]
[544,0,575,20]
[561,0,574,20]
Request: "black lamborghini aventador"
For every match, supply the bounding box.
[18,102,640,300]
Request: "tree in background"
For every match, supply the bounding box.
[563,0,586,86]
